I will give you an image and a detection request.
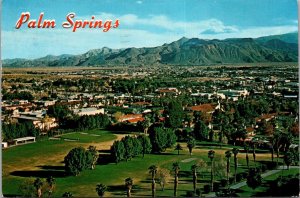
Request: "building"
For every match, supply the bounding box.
[73,107,105,116]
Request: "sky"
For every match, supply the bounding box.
[1,0,298,59]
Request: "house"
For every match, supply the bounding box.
[12,110,58,131]
[187,103,219,114]
[119,114,144,123]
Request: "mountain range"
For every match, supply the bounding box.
[2,32,298,67]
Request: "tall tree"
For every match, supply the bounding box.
[95,183,107,197]
[187,137,196,156]
[175,143,183,155]
[125,178,133,197]
[225,150,232,186]
[149,127,177,153]
[141,116,152,134]
[165,100,184,129]
[193,120,209,141]
[111,140,125,163]
[148,165,158,197]
[172,162,180,197]
[283,150,294,170]
[246,168,262,190]
[191,164,199,194]
[208,150,215,191]
[64,147,88,176]
[87,145,99,169]
[46,176,55,196]
[232,148,239,183]
[157,168,171,191]
[137,135,152,158]
[33,178,43,198]
[244,143,250,169]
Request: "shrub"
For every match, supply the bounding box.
[213,182,220,192]
[220,179,228,187]
[266,161,277,170]
[185,191,195,197]
[261,164,267,172]
[204,185,211,194]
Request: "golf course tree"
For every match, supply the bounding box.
[149,127,177,153]
[225,150,232,185]
[187,137,196,156]
[157,168,171,191]
[137,135,152,158]
[62,192,73,197]
[191,164,199,194]
[232,148,239,183]
[111,140,125,163]
[165,100,184,129]
[46,176,55,196]
[244,143,250,168]
[193,120,209,141]
[33,178,44,198]
[125,177,133,197]
[252,143,256,165]
[64,147,96,176]
[283,149,294,170]
[87,145,99,169]
[148,165,158,197]
[246,168,262,190]
[175,143,183,155]
[95,183,107,197]
[172,162,180,197]
[141,116,152,134]
[123,136,135,161]
[208,150,215,191]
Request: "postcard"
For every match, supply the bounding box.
[1,0,299,197]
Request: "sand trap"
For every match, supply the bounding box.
[181,158,197,163]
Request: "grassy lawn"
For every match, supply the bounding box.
[3,131,285,197]
[2,129,116,196]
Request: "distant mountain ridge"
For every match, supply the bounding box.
[3,32,298,67]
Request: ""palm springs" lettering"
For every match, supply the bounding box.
[15,12,120,32]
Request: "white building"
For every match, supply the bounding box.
[73,107,105,116]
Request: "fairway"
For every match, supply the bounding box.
[3,131,284,197]
[2,129,117,196]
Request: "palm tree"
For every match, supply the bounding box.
[88,145,99,169]
[62,192,73,197]
[46,176,55,195]
[244,143,250,168]
[225,150,232,185]
[252,143,256,165]
[148,165,158,197]
[95,183,107,197]
[187,137,196,156]
[33,178,44,198]
[172,162,180,197]
[191,164,199,193]
[125,177,133,197]
[208,150,215,191]
[232,148,239,183]
[175,143,183,155]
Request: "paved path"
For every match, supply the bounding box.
[205,165,299,197]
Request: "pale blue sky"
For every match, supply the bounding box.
[1,0,298,59]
